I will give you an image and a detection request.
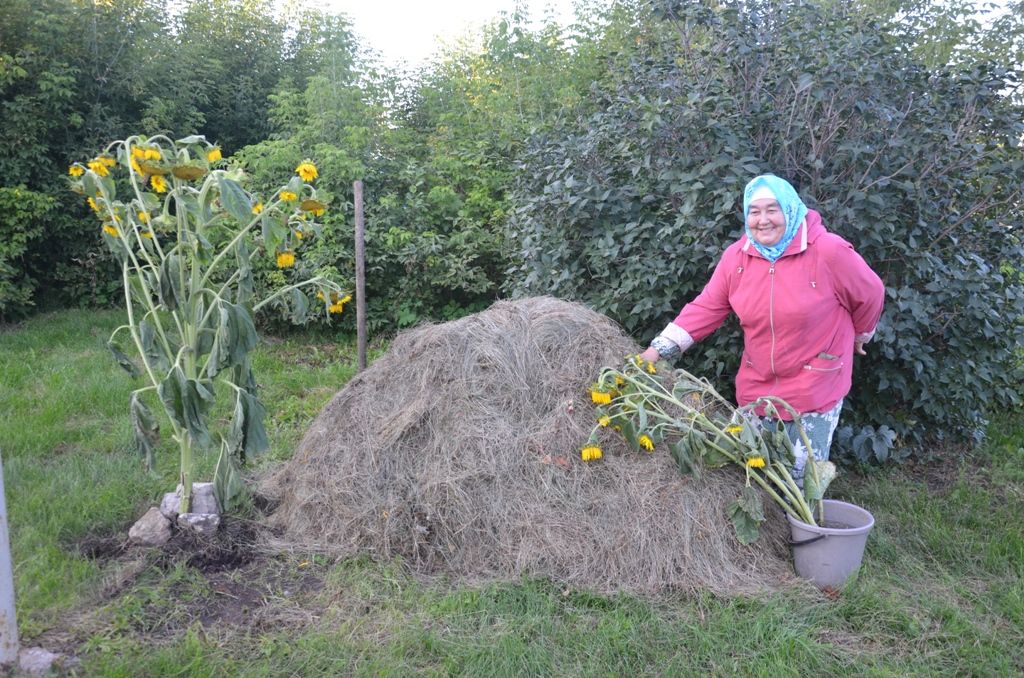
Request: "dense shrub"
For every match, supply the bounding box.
[0,187,54,319]
[506,0,1024,459]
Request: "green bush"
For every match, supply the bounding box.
[506,1,1024,460]
[0,186,54,318]
[236,8,606,332]
[0,1,361,313]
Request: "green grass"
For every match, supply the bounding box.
[2,309,1023,675]
[0,309,359,636]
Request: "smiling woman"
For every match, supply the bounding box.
[639,174,885,484]
[746,195,784,249]
[740,177,808,262]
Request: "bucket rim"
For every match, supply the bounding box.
[786,498,874,535]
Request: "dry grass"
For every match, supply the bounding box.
[262,297,792,595]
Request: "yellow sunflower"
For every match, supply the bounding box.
[295,161,318,182]
[276,251,296,268]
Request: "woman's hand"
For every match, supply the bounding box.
[854,340,867,356]
[639,346,661,364]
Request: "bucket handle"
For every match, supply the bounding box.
[789,534,827,547]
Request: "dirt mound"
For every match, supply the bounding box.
[262,296,791,595]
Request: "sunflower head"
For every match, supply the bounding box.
[296,161,318,182]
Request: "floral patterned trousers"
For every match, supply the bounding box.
[759,399,843,485]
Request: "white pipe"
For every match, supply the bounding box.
[0,451,18,665]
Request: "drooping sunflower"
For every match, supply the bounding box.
[87,159,109,177]
[300,198,326,216]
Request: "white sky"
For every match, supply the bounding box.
[318,0,581,68]
[311,1,1016,70]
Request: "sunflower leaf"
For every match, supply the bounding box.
[217,175,254,227]
[727,486,765,545]
[107,340,140,377]
[213,440,246,512]
[130,391,160,470]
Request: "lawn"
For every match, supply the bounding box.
[2,309,1022,676]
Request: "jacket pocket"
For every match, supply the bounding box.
[803,352,844,373]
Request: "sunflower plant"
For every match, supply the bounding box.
[584,357,835,544]
[70,135,348,514]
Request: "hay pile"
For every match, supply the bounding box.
[263,296,792,595]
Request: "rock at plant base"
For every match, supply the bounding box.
[160,482,220,520]
[19,647,65,675]
[159,491,178,520]
[177,512,221,536]
[128,507,172,546]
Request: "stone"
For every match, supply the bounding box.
[157,491,178,522]
[177,512,221,536]
[189,482,221,515]
[159,491,180,521]
[128,507,172,546]
[160,482,220,520]
[19,646,61,676]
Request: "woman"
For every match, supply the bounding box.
[638,174,885,481]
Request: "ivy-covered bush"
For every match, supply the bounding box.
[506,0,1024,460]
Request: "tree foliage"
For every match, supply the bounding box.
[852,0,1024,74]
[238,8,600,331]
[3,0,1021,459]
[506,0,1024,459]
[0,187,54,317]
[0,0,341,316]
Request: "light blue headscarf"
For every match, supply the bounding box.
[742,174,808,263]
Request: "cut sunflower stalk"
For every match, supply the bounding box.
[583,356,833,544]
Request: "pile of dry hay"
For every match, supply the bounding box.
[263,296,792,595]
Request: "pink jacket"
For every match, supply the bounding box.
[668,209,884,417]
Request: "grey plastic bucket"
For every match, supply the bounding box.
[787,499,874,589]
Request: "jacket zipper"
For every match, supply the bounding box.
[768,263,776,377]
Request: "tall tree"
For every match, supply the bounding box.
[170,0,286,153]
